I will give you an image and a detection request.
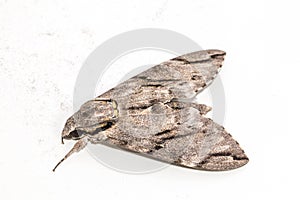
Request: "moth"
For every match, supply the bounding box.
[53,49,249,172]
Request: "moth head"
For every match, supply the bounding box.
[60,99,119,144]
[61,116,82,143]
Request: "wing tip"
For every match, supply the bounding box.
[206,49,226,68]
[206,49,226,56]
[196,131,249,171]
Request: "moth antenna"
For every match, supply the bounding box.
[52,138,88,172]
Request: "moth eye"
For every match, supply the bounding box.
[69,130,80,138]
[70,130,79,138]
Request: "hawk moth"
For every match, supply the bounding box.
[53,49,249,172]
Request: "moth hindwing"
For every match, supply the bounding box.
[53,49,249,172]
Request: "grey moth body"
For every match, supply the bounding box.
[53,49,249,172]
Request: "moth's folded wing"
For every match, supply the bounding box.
[145,49,226,98]
[95,105,248,171]
[99,50,226,108]
[150,115,249,171]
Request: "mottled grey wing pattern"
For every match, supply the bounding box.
[100,49,225,109]
[90,102,248,171]
[89,49,249,171]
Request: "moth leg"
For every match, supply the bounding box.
[52,137,88,172]
[166,101,211,115]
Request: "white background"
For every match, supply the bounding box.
[0,0,299,199]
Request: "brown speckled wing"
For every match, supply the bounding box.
[93,103,248,171]
[99,49,225,109]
